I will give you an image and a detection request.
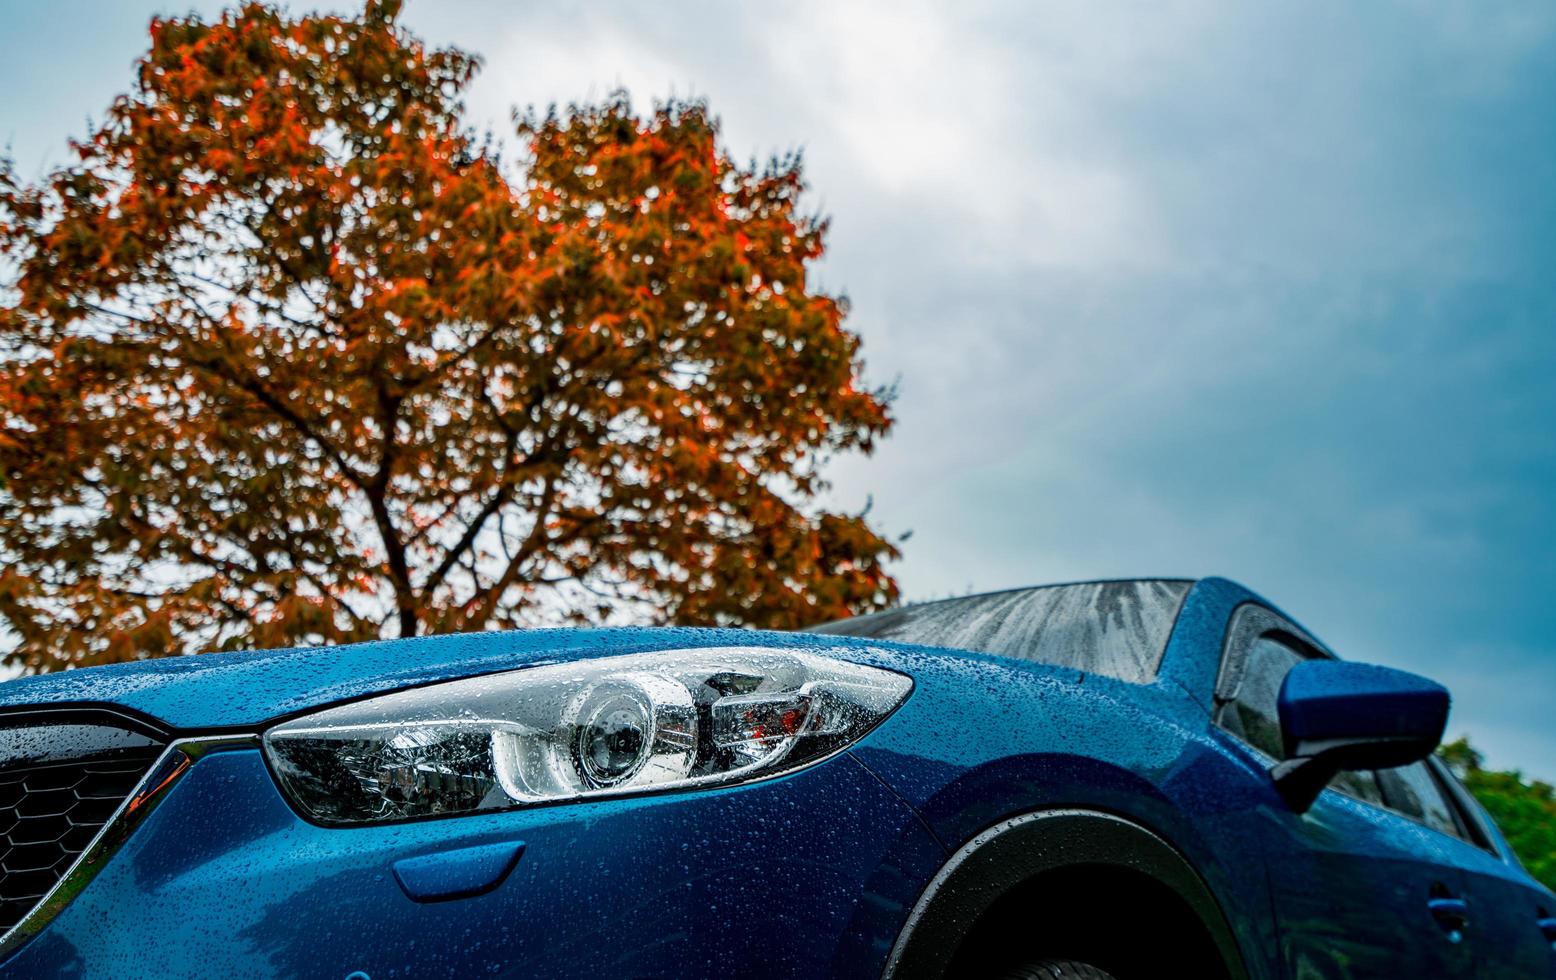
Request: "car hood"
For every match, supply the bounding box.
[0,627,876,732]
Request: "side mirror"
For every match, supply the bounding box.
[1271,659,1449,813]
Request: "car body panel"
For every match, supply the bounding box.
[1165,580,1481,976]
[2,746,943,979]
[0,575,1549,979]
[1251,756,1476,977]
[0,626,883,730]
[850,584,1283,978]
[1169,579,1554,979]
[1447,805,1556,978]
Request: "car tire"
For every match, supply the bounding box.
[998,959,1119,980]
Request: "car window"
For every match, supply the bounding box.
[1331,769,1385,806]
[1427,758,1500,854]
[1215,633,1384,806]
[1376,763,1465,840]
[1216,635,1298,758]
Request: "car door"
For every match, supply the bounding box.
[1212,604,1476,979]
[1427,758,1556,979]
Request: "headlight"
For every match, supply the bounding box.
[263,647,912,825]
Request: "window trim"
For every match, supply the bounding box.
[1424,755,1501,858]
[1212,602,1333,714]
[1211,603,1335,764]
[1211,610,1383,807]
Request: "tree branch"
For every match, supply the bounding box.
[454,472,563,630]
[418,386,522,596]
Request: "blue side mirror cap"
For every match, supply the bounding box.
[1279,660,1449,755]
[1271,659,1450,812]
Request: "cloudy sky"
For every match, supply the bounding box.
[4,1,1554,774]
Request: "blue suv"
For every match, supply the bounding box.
[0,577,1550,978]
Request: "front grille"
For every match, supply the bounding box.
[0,720,164,934]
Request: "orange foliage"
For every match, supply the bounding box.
[0,0,897,670]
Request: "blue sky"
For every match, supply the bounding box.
[4,2,1554,774]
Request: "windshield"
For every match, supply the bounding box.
[807,579,1193,683]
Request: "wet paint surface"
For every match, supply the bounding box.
[0,626,906,730]
[1,576,1551,978]
[4,749,940,979]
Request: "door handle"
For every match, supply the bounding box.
[1537,916,1556,949]
[1428,897,1470,942]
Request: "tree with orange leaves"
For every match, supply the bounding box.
[0,0,898,671]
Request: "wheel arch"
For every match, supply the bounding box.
[881,807,1251,980]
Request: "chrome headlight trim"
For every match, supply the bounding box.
[262,646,913,826]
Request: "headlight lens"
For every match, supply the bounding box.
[263,647,911,825]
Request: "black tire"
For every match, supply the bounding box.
[998,960,1119,980]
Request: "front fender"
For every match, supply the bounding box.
[850,653,1283,979]
[881,807,1249,979]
